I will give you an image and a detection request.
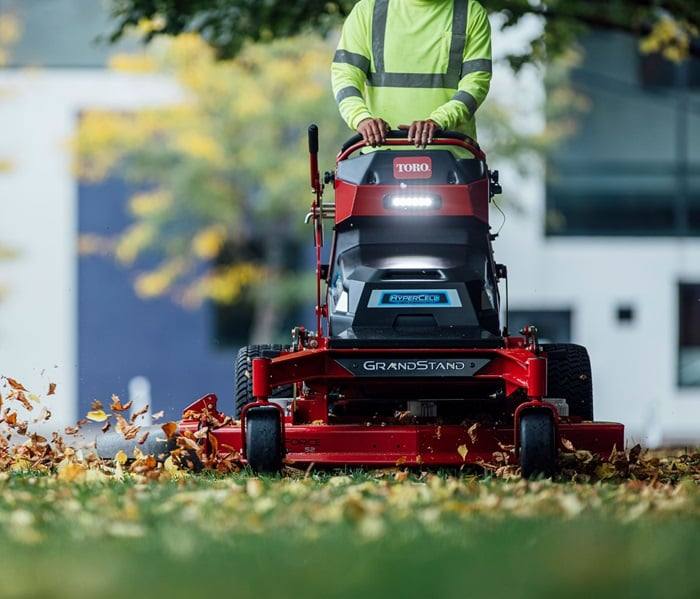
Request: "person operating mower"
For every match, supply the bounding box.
[331,0,492,147]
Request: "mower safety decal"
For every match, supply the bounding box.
[393,156,432,179]
[367,289,462,308]
[335,358,491,378]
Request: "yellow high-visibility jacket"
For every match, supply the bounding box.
[332,0,492,139]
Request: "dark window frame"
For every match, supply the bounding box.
[678,282,700,388]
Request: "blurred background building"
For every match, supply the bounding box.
[0,0,698,443]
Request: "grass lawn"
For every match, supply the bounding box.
[0,470,698,599]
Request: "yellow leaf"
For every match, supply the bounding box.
[595,462,617,480]
[86,409,109,422]
[56,460,87,482]
[457,444,468,461]
[246,478,263,498]
[394,470,409,482]
[11,458,32,472]
[114,450,128,465]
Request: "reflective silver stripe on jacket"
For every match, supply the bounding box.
[335,86,364,104]
[451,90,478,115]
[367,0,468,89]
[461,58,492,77]
[333,49,371,74]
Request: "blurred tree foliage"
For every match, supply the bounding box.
[75,33,567,342]
[76,35,348,342]
[107,0,700,65]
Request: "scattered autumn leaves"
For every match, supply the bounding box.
[1,375,700,488]
[0,376,240,480]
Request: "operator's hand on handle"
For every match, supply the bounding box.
[357,117,390,147]
[399,120,438,148]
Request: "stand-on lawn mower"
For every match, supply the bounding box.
[100,127,624,478]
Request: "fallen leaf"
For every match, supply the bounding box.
[457,444,469,461]
[137,431,149,445]
[38,407,51,422]
[114,450,128,465]
[101,421,111,433]
[467,423,479,444]
[47,383,57,396]
[161,421,178,439]
[56,460,87,482]
[14,391,33,411]
[152,410,164,420]
[90,399,103,411]
[595,462,617,480]
[86,409,109,422]
[115,414,139,440]
[5,377,27,391]
[246,478,263,498]
[561,437,575,452]
[394,469,409,482]
[110,395,132,412]
[130,404,149,422]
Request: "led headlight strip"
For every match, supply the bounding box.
[383,193,442,210]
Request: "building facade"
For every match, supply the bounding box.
[497,32,700,444]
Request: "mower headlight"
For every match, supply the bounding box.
[384,194,441,210]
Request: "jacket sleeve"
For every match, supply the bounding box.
[331,1,374,131]
[429,0,492,131]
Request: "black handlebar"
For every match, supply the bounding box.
[308,124,319,154]
[339,128,478,152]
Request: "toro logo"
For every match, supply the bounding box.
[393,156,432,179]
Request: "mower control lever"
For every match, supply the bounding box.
[308,124,319,154]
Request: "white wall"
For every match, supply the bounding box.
[0,69,180,427]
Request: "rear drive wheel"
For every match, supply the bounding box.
[519,410,556,479]
[246,406,283,473]
[234,344,293,417]
[541,343,593,420]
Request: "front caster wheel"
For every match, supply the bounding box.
[246,405,283,474]
[519,410,556,479]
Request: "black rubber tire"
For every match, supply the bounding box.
[519,410,557,479]
[541,343,594,420]
[246,406,283,473]
[234,344,293,417]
